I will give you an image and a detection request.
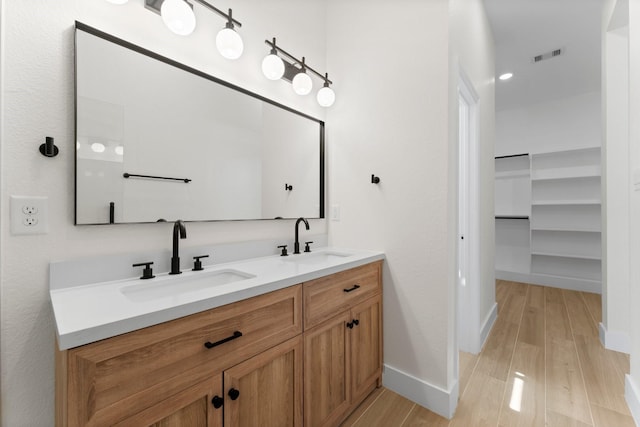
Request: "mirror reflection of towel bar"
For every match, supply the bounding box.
[123,173,191,183]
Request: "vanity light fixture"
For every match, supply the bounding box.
[292,58,313,95]
[160,0,196,36]
[145,0,243,59]
[261,38,285,80]
[264,38,336,107]
[499,72,513,81]
[215,9,243,60]
[316,73,336,107]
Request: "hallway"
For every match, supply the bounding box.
[342,281,634,426]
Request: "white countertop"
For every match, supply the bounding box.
[50,247,384,350]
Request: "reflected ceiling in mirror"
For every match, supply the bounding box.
[75,22,324,225]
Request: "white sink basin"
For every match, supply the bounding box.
[121,269,255,302]
[283,251,353,265]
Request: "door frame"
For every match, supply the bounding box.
[457,67,481,354]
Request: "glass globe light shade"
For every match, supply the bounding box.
[317,86,336,107]
[292,72,313,95]
[161,0,196,36]
[114,145,124,156]
[262,54,285,80]
[216,27,243,60]
[106,0,129,4]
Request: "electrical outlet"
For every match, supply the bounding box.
[11,196,49,235]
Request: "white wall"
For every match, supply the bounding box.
[495,91,601,156]
[0,1,327,424]
[325,0,495,418]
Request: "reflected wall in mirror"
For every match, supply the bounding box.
[75,23,324,225]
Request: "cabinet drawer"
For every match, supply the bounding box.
[62,285,302,427]
[303,262,381,329]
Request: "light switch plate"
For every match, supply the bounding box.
[10,195,49,235]
[331,204,341,221]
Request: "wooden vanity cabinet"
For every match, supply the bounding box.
[56,285,302,427]
[112,375,223,427]
[303,262,383,427]
[223,335,303,427]
[56,261,382,427]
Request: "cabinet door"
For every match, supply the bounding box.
[350,295,382,404]
[304,311,352,427]
[112,375,223,427]
[224,335,302,427]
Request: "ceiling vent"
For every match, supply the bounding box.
[533,48,563,63]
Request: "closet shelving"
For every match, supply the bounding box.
[495,154,531,277]
[495,146,602,292]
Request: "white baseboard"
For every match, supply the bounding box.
[625,375,640,426]
[495,270,601,294]
[383,364,458,419]
[599,322,631,354]
[479,302,498,352]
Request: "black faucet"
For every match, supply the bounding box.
[170,220,187,275]
[294,217,310,254]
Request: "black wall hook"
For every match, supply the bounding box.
[285,183,293,191]
[371,174,381,184]
[39,136,59,157]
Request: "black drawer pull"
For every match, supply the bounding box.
[204,331,243,349]
[343,284,361,293]
[228,388,240,400]
[211,396,224,408]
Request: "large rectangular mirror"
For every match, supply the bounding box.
[75,23,324,225]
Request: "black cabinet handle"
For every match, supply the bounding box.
[211,396,224,408]
[343,284,360,293]
[228,388,240,400]
[346,319,360,329]
[204,331,243,349]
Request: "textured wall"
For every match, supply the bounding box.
[325,0,452,392]
[0,0,327,424]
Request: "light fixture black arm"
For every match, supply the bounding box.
[265,39,332,84]
[191,1,241,27]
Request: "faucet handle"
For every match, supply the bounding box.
[193,254,210,271]
[277,245,288,257]
[132,262,155,280]
[304,241,314,253]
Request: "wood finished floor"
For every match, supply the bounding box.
[341,280,635,427]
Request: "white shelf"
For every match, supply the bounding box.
[496,170,530,179]
[531,254,601,281]
[495,147,602,291]
[531,227,600,233]
[531,199,601,206]
[531,165,601,181]
[531,229,601,260]
[531,204,601,231]
[531,251,601,261]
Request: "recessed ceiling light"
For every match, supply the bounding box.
[499,73,513,81]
